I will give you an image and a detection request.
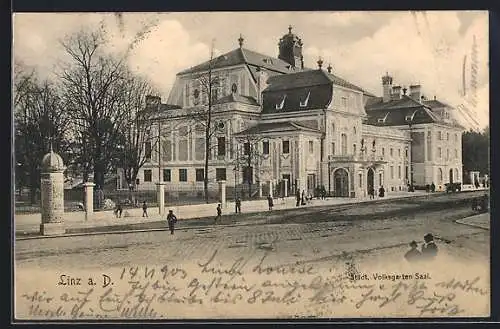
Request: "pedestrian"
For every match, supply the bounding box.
[296,189,301,207]
[430,182,436,193]
[267,194,274,211]
[114,203,123,218]
[421,233,438,260]
[142,201,148,217]
[404,241,422,263]
[235,196,241,214]
[301,190,306,205]
[378,186,385,198]
[214,203,222,224]
[166,209,177,235]
[369,186,375,199]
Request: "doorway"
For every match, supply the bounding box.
[334,168,349,197]
[367,168,374,194]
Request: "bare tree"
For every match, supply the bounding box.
[187,41,222,203]
[115,74,160,200]
[14,66,72,203]
[234,134,266,199]
[58,28,131,188]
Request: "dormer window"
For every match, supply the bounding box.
[276,94,287,110]
[377,112,390,124]
[299,91,310,107]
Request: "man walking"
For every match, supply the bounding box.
[214,203,222,224]
[166,209,177,235]
[267,194,274,211]
[235,196,241,214]
[142,201,148,217]
[296,189,301,207]
[114,203,123,218]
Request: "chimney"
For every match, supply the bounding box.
[409,84,421,101]
[391,85,402,100]
[256,68,268,105]
[382,72,393,102]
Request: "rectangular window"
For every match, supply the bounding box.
[243,142,250,155]
[438,147,442,158]
[331,142,335,155]
[144,170,152,182]
[309,140,314,153]
[353,144,357,155]
[405,166,409,180]
[390,166,394,179]
[263,141,270,155]
[179,169,187,182]
[341,97,348,108]
[145,141,152,160]
[405,148,408,158]
[195,169,204,182]
[282,140,290,154]
[359,173,362,188]
[163,169,171,182]
[216,168,226,181]
[390,148,393,157]
[217,137,226,156]
[447,132,449,141]
[382,148,385,156]
[438,131,442,140]
[398,166,401,179]
[398,148,401,157]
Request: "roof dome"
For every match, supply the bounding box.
[41,147,65,172]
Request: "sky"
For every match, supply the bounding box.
[13,11,489,130]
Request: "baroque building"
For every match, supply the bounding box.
[122,27,464,197]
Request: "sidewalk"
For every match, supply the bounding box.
[455,213,490,230]
[13,190,449,237]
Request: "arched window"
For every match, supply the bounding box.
[331,123,336,139]
[353,126,357,135]
[438,168,443,184]
[341,133,347,155]
[454,168,459,182]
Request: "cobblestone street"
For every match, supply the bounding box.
[15,191,490,319]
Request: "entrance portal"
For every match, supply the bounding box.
[334,168,349,197]
[367,168,375,195]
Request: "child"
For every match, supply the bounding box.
[167,210,177,235]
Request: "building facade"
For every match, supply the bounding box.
[124,27,464,197]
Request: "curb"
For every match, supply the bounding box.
[454,213,490,230]
[15,192,479,240]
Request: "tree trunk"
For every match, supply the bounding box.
[204,130,210,203]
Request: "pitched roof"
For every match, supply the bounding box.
[262,69,374,96]
[177,47,296,76]
[234,121,321,136]
[214,93,259,106]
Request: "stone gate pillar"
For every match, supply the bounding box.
[40,148,66,236]
[218,180,227,208]
[268,180,274,198]
[156,182,166,215]
[83,182,96,220]
[284,179,288,197]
